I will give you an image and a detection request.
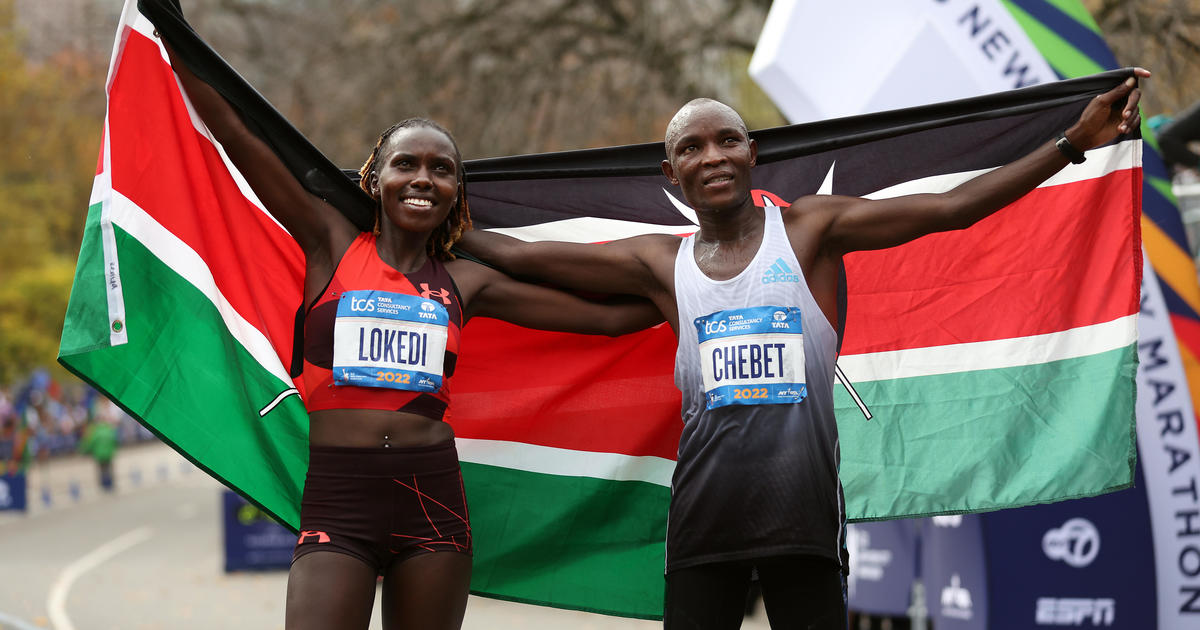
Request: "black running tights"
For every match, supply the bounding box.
[664,555,846,630]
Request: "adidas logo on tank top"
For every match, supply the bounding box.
[761,257,801,284]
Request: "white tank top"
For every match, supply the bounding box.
[669,204,845,571]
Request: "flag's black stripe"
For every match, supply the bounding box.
[464,70,1136,181]
[464,100,1133,231]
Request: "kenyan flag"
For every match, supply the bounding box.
[59,0,1140,619]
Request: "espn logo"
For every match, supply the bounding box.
[1035,597,1114,626]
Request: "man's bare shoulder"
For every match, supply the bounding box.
[783,194,860,228]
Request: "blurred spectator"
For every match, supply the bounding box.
[0,371,156,472]
[78,410,119,491]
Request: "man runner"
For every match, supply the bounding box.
[459,71,1147,629]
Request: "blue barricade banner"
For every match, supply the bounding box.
[923,515,988,630]
[222,490,295,572]
[0,473,27,512]
[847,520,918,616]
[981,464,1157,629]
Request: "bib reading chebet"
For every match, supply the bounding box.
[332,290,449,392]
[694,306,807,409]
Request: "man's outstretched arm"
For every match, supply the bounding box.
[807,70,1148,256]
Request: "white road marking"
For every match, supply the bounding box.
[47,526,154,630]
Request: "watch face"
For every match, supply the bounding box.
[1056,136,1085,164]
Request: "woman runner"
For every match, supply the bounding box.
[161,37,661,630]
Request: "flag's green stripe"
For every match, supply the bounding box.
[58,221,309,527]
[59,202,113,355]
[837,343,1136,521]
[462,461,669,620]
[1001,1,1105,78]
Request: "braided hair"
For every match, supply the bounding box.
[358,118,473,261]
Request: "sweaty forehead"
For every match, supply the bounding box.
[666,102,747,151]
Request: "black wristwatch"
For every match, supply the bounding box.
[1055,133,1086,164]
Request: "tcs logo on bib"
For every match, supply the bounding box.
[350,296,376,312]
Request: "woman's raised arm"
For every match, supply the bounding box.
[161,41,356,258]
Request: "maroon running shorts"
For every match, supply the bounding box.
[292,442,472,573]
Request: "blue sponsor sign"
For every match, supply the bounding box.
[847,519,919,616]
[332,290,449,392]
[693,305,807,408]
[222,490,294,572]
[981,464,1156,629]
[923,515,988,630]
[0,473,27,512]
[845,466,1164,627]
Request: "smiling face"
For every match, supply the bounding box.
[662,99,757,214]
[369,126,461,236]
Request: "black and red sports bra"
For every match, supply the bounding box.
[299,232,463,421]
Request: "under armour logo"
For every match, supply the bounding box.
[420,283,452,305]
[298,530,330,544]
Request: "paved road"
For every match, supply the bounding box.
[0,442,770,629]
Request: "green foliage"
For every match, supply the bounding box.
[0,5,106,384]
[0,258,75,385]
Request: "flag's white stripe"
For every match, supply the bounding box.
[456,438,675,487]
[106,190,293,386]
[489,216,697,244]
[454,317,1137,484]
[838,314,1137,383]
[863,141,1138,200]
[490,141,1139,244]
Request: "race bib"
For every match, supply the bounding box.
[694,306,807,409]
[331,290,449,392]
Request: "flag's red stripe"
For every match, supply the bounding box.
[842,170,1140,354]
[107,30,304,368]
[454,322,681,459]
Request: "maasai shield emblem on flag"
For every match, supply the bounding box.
[59,0,1140,619]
